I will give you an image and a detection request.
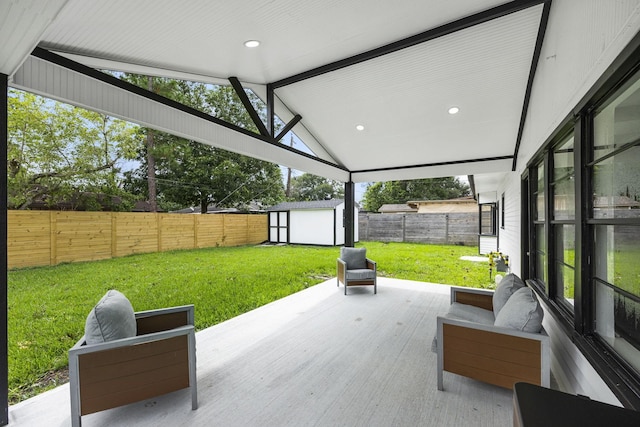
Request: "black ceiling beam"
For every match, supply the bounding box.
[352,155,514,174]
[512,1,552,171]
[228,76,270,137]
[29,48,348,172]
[275,114,302,142]
[271,0,547,89]
[266,83,275,137]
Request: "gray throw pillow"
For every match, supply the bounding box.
[340,247,367,270]
[494,287,544,333]
[85,290,136,345]
[492,273,525,316]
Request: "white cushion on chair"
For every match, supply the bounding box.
[85,290,137,344]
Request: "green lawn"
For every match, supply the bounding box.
[8,241,491,403]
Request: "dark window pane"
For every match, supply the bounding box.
[594,225,640,297]
[536,163,545,221]
[593,71,640,162]
[553,137,575,220]
[535,224,548,288]
[595,282,640,373]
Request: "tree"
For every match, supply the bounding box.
[121,75,181,212]
[288,173,344,201]
[362,177,470,212]
[122,78,285,212]
[7,89,139,210]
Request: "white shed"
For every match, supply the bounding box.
[267,199,359,246]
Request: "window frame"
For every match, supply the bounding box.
[522,33,640,409]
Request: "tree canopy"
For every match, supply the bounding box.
[122,77,285,212]
[7,89,139,210]
[288,173,344,201]
[361,177,470,212]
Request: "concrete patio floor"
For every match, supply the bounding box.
[10,277,514,426]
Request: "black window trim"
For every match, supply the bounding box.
[522,31,640,409]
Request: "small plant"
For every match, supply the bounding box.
[488,251,509,279]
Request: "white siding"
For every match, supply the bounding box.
[289,210,335,245]
[479,236,497,255]
[496,173,522,275]
[515,0,640,172]
[543,308,621,406]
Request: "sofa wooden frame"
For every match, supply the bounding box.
[436,287,550,391]
[69,305,197,427]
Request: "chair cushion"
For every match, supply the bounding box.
[445,302,495,326]
[494,287,544,333]
[492,273,525,317]
[85,290,137,345]
[346,269,376,281]
[340,247,367,270]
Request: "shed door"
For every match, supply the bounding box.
[269,211,289,243]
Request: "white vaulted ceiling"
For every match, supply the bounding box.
[2,0,548,184]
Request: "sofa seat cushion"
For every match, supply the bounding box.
[85,290,137,345]
[494,287,544,333]
[340,247,368,270]
[493,273,526,317]
[445,302,495,326]
[346,269,376,281]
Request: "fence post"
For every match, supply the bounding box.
[49,211,57,266]
[402,215,406,242]
[157,213,162,252]
[111,212,117,258]
[445,213,449,244]
[193,215,198,249]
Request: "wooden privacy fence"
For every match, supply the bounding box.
[8,211,268,269]
[359,213,478,246]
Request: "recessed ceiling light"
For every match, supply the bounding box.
[244,40,260,48]
[356,124,365,131]
[448,106,460,115]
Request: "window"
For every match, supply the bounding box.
[590,69,640,373]
[501,193,505,229]
[532,161,548,289]
[523,36,640,409]
[479,202,497,236]
[552,135,576,308]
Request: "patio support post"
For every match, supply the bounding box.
[344,181,355,247]
[1,73,9,426]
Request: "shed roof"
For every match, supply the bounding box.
[378,204,418,214]
[268,199,345,211]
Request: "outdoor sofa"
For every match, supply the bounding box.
[436,274,550,390]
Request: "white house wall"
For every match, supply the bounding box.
[289,210,335,246]
[515,0,640,170]
[496,172,521,275]
[497,0,640,406]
